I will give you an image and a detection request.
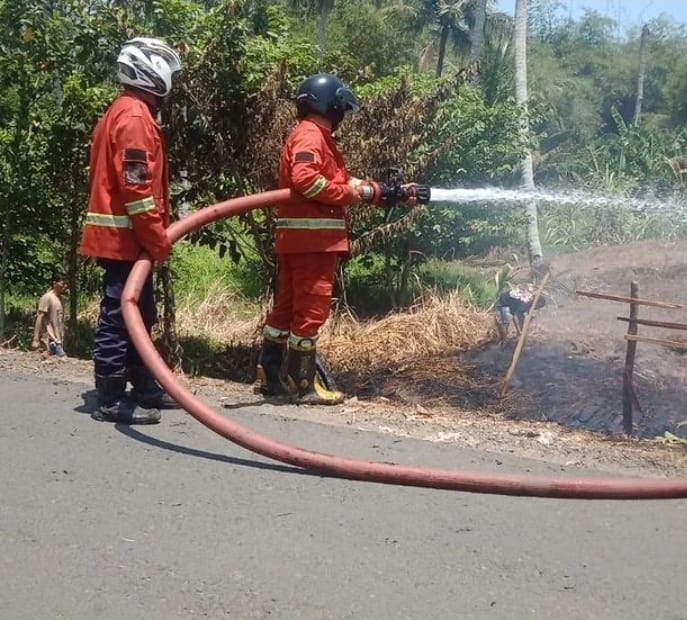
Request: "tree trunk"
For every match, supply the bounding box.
[469,0,488,63]
[633,24,650,126]
[157,262,182,371]
[436,23,449,78]
[514,0,543,267]
[317,0,334,61]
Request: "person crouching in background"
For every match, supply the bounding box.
[494,284,546,346]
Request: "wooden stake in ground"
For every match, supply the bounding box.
[622,281,640,436]
[500,271,551,396]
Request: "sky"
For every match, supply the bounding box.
[497,1,687,28]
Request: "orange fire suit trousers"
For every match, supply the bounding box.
[265,252,339,339]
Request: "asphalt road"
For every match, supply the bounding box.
[2,371,686,620]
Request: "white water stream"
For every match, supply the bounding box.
[430,187,687,215]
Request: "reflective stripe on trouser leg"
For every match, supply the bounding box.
[263,325,289,343]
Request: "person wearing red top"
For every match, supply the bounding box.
[255,73,415,405]
[81,37,181,424]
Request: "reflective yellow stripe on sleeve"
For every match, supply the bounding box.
[125,196,155,216]
[302,175,327,198]
[276,218,346,230]
[85,213,132,228]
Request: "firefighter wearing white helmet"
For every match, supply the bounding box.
[80,36,182,425]
[116,37,182,99]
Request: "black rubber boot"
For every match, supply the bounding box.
[254,339,290,396]
[92,371,161,424]
[287,346,344,405]
[128,365,180,410]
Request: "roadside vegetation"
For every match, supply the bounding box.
[2,0,687,381]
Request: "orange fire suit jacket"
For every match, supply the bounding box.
[275,118,356,255]
[80,91,172,262]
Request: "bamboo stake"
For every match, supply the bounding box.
[500,271,551,396]
[625,333,687,350]
[576,290,684,309]
[622,281,639,436]
[617,316,687,331]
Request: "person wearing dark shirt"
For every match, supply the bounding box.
[495,285,546,344]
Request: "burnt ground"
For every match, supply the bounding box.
[4,239,687,474]
[498,239,687,438]
[364,239,687,440]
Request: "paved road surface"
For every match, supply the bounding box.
[2,371,686,619]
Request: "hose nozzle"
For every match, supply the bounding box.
[401,183,431,205]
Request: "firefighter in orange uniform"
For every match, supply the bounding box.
[256,73,416,405]
[81,37,181,424]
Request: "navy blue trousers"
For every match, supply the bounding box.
[93,259,156,376]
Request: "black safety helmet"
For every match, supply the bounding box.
[296,73,361,130]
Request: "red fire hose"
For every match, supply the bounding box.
[121,189,687,499]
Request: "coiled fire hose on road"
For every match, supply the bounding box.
[121,189,687,499]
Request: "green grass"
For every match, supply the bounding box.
[170,241,266,315]
[415,259,505,307]
[540,202,687,253]
[343,252,514,313]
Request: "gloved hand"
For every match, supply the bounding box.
[356,181,379,204]
[348,177,378,204]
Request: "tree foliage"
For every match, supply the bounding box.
[2,0,687,337]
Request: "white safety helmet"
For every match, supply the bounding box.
[116,37,182,98]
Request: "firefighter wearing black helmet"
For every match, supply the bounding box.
[295,73,361,130]
[254,72,417,405]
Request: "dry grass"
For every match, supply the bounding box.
[175,287,264,343]
[318,292,493,374]
[171,290,494,374]
[79,290,494,385]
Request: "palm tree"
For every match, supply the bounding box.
[633,24,649,126]
[283,0,335,60]
[513,0,542,266]
[434,0,471,76]
[383,0,477,77]
[468,0,487,62]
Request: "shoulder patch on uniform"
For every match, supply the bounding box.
[294,151,315,163]
[123,148,148,163]
[124,162,150,185]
